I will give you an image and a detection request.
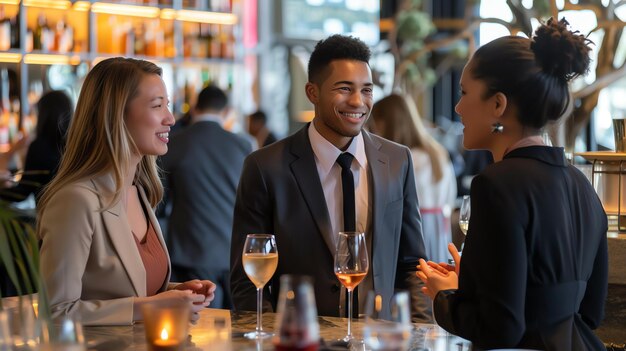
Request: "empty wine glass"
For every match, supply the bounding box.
[459,195,470,236]
[334,231,369,342]
[242,234,278,339]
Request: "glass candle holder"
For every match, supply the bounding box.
[142,302,191,351]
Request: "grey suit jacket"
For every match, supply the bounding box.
[38,174,173,326]
[161,120,251,270]
[230,124,431,321]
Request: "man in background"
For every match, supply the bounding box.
[247,110,277,148]
[162,85,251,309]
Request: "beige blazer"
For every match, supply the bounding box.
[38,173,173,326]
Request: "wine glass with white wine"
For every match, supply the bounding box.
[334,231,369,342]
[459,195,471,236]
[242,234,278,339]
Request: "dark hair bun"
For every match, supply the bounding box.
[531,17,592,82]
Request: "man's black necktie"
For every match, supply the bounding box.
[336,152,358,318]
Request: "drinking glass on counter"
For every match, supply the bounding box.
[273,275,319,351]
[242,234,278,339]
[363,291,412,351]
[334,231,369,342]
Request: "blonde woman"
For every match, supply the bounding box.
[37,58,215,326]
[369,93,456,263]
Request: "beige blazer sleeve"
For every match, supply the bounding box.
[38,174,171,326]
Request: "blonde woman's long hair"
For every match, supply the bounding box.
[38,57,164,214]
[369,93,448,182]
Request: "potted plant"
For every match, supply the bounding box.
[0,201,49,347]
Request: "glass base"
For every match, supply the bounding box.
[244,330,273,339]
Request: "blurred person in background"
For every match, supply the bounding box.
[0,90,72,203]
[161,84,251,309]
[369,93,456,263]
[37,57,216,326]
[417,18,607,350]
[247,109,277,148]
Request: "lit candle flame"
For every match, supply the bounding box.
[375,295,382,312]
[160,328,169,341]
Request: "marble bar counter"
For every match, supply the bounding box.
[82,309,470,351]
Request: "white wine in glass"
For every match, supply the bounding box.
[242,234,278,339]
[459,195,471,236]
[334,231,369,342]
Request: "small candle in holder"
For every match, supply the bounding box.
[152,328,181,351]
[142,302,190,351]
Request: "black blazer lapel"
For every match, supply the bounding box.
[289,125,335,254]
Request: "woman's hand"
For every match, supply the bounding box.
[416,259,458,300]
[443,243,461,276]
[173,279,216,305]
[134,289,209,323]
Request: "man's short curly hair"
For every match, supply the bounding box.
[307,35,371,84]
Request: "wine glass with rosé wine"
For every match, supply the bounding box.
[334,231,369,342]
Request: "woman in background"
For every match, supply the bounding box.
[417,18,607,350]
[369,93,456,263]
[0,90,72,203]
[37,57,215,326]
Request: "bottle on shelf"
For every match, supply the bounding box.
[33,13,53,52]
[197,23,209,58]
[144,20,164,57]
[55,16,74,54]
[0,5,11,51]
[220,24,234,59]
[133,22,146,56]
[164,26,175,57]
[182,0,197,9]
[209,24,221,58]
[9,12,19,49]
[124,24,135,56]
[0,68,11,152]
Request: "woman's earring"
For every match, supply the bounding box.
[491,122,504,134]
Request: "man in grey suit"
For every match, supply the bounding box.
[162,85,251,309]
[230,35,431,321]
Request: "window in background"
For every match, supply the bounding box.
[279,0,380,45]
[478,0,626,152]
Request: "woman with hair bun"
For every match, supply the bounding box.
[417,18,608,350]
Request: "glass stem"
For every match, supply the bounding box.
[256,287,263,334]
[347,289,353,338]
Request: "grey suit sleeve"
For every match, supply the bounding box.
[230,155,275,312]
[396,147,432,323]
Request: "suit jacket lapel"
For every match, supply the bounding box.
[363,132,389,288]
[92,174,147,297]
[289,125,335,254]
